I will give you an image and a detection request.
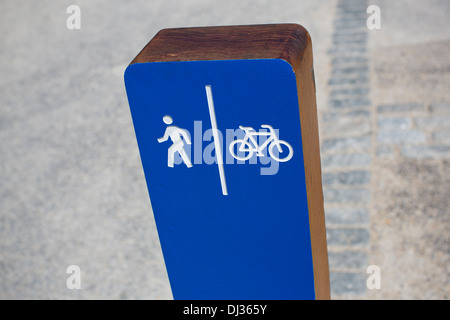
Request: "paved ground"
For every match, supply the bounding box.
[321,0,449,299]
[367,0,450,299]
[0,0,448,299]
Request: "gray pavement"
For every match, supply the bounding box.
[0,0,448,299]
[367,0,450,299]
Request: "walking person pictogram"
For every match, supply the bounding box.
[157,115,193,168]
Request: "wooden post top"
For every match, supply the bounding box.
[130,24,311,71]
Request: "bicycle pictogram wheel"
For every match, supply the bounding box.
[268,140,293,162]
[229,140,254,161]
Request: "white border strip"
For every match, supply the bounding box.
[205,85,228,196]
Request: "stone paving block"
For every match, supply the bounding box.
[335,23,368,31]
[377,129,426,144]
[323,170,371,186]
[326,228,370,247]
[336,2,368,10]
[334,12,367,19]
[333,37,367,46]
[400,145,450,159]
[337,0,368,6]
[321,117,371,138]
[333,32,367,42]
[333,26,368,34]
[322,109,370,122]
[332,52,368,60]
[332,66,369,75]
[328,75,369,86]
[376,144,396,158]
[377,116,412,130]
[329,87,370,100]
[329,98,371,109]
[334,19,368,29]
[377,103,425,113]
[336,6,369,13]
[433,130,450,143]
[328,250,368,270]
[335,8,367,16]
[321,153,371,168]
[329,272,367,296]
[321,136,371,153]
[415,116,450,129]
[331,56,368,67]
[323,187,371,204]
[336,3,369,11]
[332,32,368,42]
[335,15,368,23]
[325,207,370,225]
[430,103,450,114]
[329,69,368,80]
[328,47,367,55]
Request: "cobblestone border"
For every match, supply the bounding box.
[376,102,450,159]
[322,0,372,298]
[322,0,449,299]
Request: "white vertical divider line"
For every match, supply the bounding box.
[205,85,228,196]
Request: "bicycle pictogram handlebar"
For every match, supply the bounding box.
[229,125,294,162]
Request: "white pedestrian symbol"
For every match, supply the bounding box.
[157,115,193,168]
[229,125,293,162]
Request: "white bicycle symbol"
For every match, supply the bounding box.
[229,125,294,162]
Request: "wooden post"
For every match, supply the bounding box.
[124,24,330,300]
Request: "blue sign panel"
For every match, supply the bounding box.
[125,58,315,299]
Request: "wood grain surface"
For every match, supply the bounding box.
[130,24,308,71]
[294,31,330,300]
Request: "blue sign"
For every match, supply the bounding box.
[125,58,316,299]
